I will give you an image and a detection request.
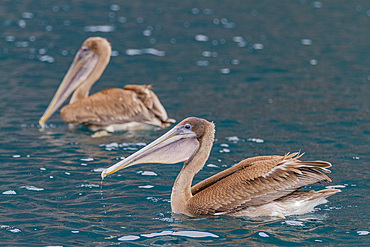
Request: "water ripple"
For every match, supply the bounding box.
[118,230,219,241]
[84,25,115,32]
[125,48,165,56]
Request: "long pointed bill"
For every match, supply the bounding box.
[39,51,99,128]
[101,126,199,179]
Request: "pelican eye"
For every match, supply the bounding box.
[184,123,192,130]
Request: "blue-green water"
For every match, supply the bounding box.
[1,0,369,246]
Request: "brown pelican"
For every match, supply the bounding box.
[101,117,340,217]
[39,37,175,132]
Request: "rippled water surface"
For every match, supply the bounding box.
[1,0,369,246]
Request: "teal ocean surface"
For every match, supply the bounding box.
[0,1,369,246]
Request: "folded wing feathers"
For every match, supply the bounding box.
[188,153,334,216]
[124,85,175,124]
[61,85,174,127]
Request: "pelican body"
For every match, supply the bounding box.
[39,37,175,131]
[102,117,340,218]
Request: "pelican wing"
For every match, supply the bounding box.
[60,86,172,128]
[191,155,283,195]
[123,85,173,123]
[188,153,332,216]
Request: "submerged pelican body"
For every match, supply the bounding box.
[102,117,340,218]
[39,37,175,132]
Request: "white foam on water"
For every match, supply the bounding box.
[141,171,157,176]
[143,29,152,36]
[121,142,146,147]
[118,235,140,241]
[232,36,245,43]
[141,230,172,238]
[258,232,269,238]
[195,34,209,42]
[202,51,212,57]
[126,49,142,56]
[232,59,240,65]
[94,168,106,172]
[220,68,230,74]
[19,185,44,191]
[138,185,154,189]
[326,185,346,189]
[79,183,100,188]
[140,230,218,238]
[126,48,165,56]
[1,225,21,233]
[247,138,264,143]
[146,196,162,202]
[84,25,115,32]
[310,59,318,65]
[6,36,15,42]
[104,142,119,149]
[9,228,21,233]
[81,158,94,161]
[312,1,323,8]
[282,220,305,226]
[110,4,120,11]
[18,20,26,28]
[253,43,264,50]
[357,231,369,236]
[2,190,17,195]
[301,39,313,45]
[39,55,55,63]
[226,136,241,142]
[173,231,219,238]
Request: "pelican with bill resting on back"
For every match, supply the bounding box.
[101,117,340,218]
[39,37,175,132]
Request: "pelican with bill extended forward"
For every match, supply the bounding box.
[101,117,340,218]
[39,37,175,133]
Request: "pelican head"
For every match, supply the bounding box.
[39,37,111,128]
[101,117,212,179]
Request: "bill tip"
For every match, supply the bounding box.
[101,170,107,180]
[39,119,45,129]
